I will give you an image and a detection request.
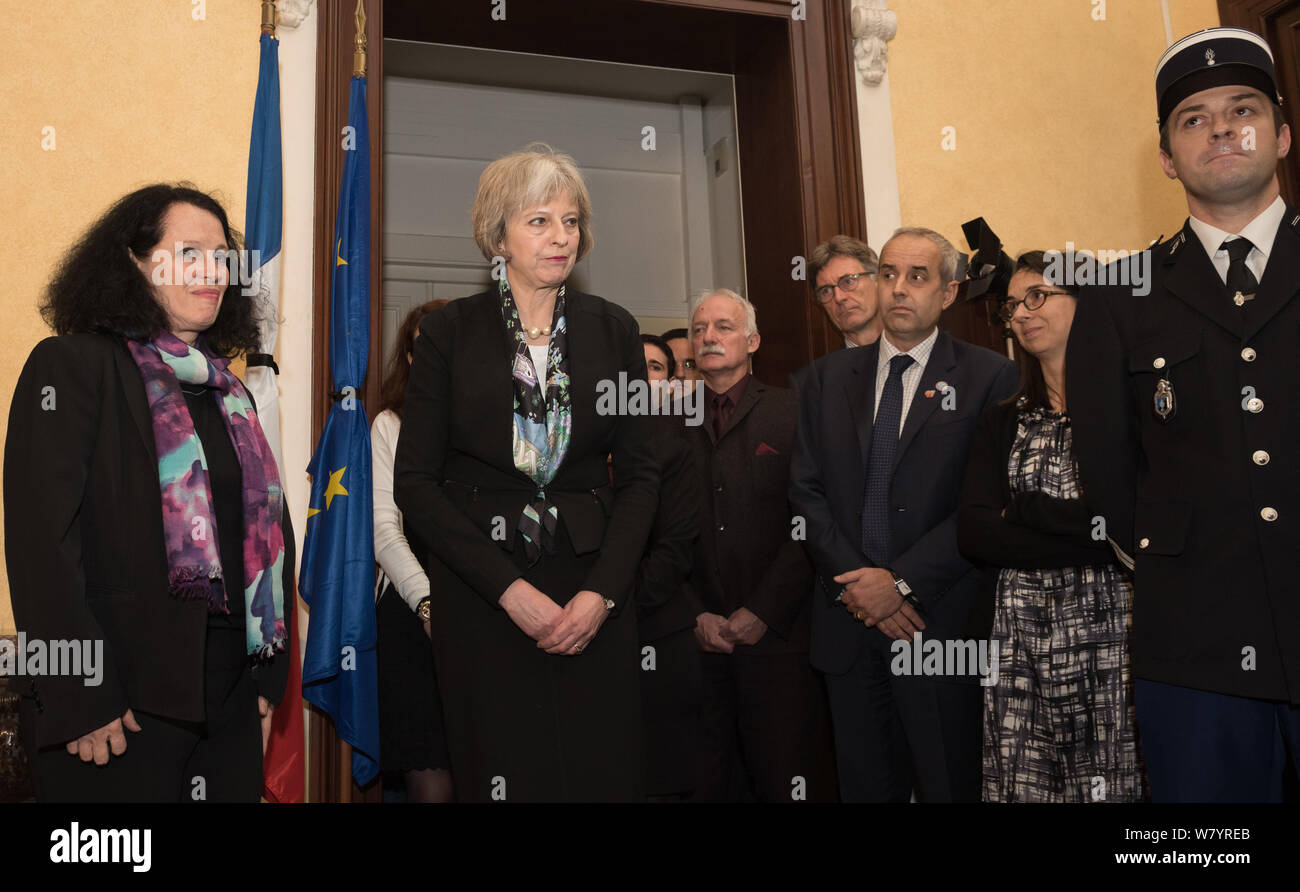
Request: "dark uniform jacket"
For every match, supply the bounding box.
[1067,211,1300,704]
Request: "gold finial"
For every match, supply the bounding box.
[261,0,277,36]
[353,0,368,77]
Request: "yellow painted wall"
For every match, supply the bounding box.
[0,1,259,635]
[888,0,1221,257]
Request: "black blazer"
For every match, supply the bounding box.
[789,330,1019,675]
[393,288,659,609]
[634,425,700,642]
[682,378,814,655]
[4,333,293,751]
[1067,213,1300,704]
[957,399,1117,578]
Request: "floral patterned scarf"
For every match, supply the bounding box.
[125,331,287,658]
[501,276,572,564]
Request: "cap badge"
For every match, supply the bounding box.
[1206,48,1216,66]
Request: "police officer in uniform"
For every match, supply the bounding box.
[1068,27,1300,802]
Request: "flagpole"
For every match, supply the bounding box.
[354,0,367,77]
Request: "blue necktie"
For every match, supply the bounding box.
[862,353,914,563]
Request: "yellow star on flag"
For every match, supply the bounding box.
[322,466,349,510]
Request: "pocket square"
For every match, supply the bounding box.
[755,442,780,456]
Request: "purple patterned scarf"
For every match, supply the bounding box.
[126,331,287,658]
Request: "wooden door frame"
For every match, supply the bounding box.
[308,0,864,803]
[1217,0,1300,203]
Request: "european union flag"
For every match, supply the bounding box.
[300,73,379,787]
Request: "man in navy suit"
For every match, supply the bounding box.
[790,227,1018,802]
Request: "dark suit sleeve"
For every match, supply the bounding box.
[1066,286,1139,568]
[789,358,864,604]
[957,404,1113,570]
[583,316,660,609]
[394,314,522,607]
[746,535,813,640]
[634,435,697,613]
[892,360,1020,609]
[3,337,128,747]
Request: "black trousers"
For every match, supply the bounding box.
[695,649,837,802]
[25,626,263,802]
[825,632,982,802]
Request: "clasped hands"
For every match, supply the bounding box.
[833,567,925,641]
[500,578,608,655]
[694,607,768,653]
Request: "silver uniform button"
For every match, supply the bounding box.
[1138,537,1150,549]
[1247,397,1264,413]
[1153,357,1166,370]
[1253,450,1270,465]
[1241,347,1257,362]
[1261,507,1278,522]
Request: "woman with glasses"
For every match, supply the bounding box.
[957,251,1144,802]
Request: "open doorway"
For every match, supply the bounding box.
[379,40,747,365]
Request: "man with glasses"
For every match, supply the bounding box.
[661,327,702,382]
[809,235,882,348]
[1067,27,1300,802]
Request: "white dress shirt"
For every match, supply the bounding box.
[371,409,430,612]
[874,326,940,435]
[1187,194,1284,286]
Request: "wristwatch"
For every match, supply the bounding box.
[415,597,431,622]
[600,597,616,611]
[888,571,922,612]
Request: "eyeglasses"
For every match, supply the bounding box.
[999,287,1070,322]
[814,271,873,303]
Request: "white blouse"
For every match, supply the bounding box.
[370,408,430,613]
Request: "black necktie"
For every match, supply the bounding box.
[1223,237,1258,303]
[861,353,914,563]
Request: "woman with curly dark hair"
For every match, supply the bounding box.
[4,183,295,801]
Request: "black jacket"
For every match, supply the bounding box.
[1067,213,1300,704]
[393,287,659,610]
[957,399,1117,572]
[635,426,700,642]
[681,378,814,655]
[789,331,1019,674]
[4,333,293,751]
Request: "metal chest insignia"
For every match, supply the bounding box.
[1154,377,1176,421]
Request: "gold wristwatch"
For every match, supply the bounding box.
[416,597,431,621]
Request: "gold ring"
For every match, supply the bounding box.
[573,644,583,653]
[855,612,863,620]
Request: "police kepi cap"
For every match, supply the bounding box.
[1155,27,1283,128]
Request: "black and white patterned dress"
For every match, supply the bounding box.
[983,402,1144,802]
